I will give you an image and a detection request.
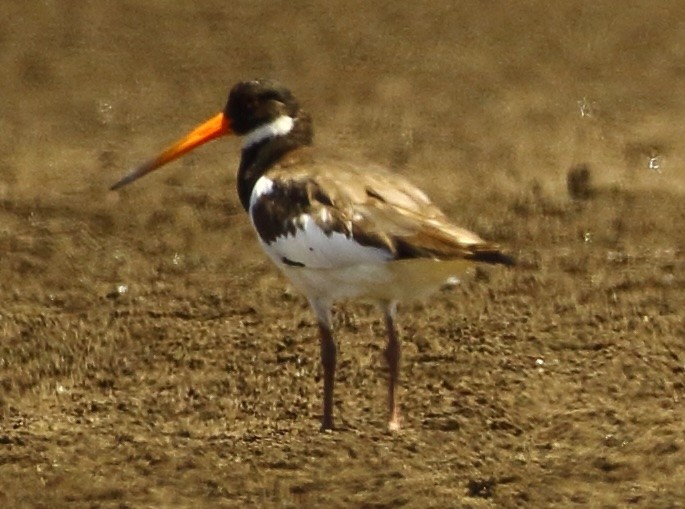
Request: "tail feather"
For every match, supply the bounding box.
[468,245,516,266]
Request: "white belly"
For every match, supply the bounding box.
[275,257,473,303]
[248,176,473,302]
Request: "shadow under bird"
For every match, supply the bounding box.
[111,79,515,431]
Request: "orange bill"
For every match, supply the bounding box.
[110,112,231,191]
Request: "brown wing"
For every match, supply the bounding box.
[268,149,514,265]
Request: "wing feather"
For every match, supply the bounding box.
[254,151,513,266]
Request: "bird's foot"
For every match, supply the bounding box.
[387,418,401,432]
[320,418,335,432]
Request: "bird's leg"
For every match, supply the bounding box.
[318,322,336,430]
[309,299,336,431]
[383,302,401,431]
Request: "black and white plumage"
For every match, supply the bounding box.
[111,79,515,431]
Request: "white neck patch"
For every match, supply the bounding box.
[242,115,295,150]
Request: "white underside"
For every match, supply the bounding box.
[264,214,391,269]
[249,175,391,267]
[277,258,472,303]
[249,175,473,303]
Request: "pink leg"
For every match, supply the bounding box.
[383,303,401,431]
[318,322,337,431]
[309,299,336,431]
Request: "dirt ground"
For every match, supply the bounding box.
[1,1,684,507]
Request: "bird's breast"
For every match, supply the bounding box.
[248,176,392,270]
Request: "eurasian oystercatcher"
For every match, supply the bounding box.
[111,79,514,431]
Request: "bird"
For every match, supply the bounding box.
[111,79,515,432]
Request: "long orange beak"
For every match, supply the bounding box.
[110,112,231,191]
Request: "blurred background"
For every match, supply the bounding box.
[3,0,684,194]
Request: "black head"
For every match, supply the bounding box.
[110,79,310,193]
[225,79,301,135]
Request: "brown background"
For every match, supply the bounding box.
[1,1,684,507]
